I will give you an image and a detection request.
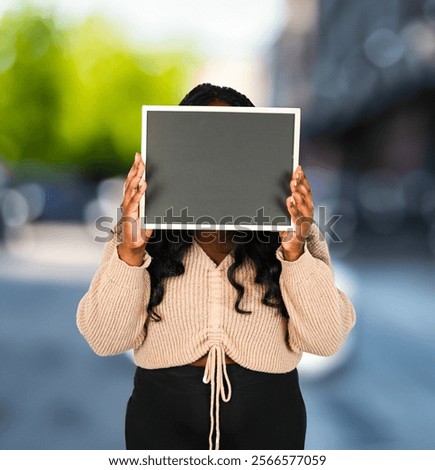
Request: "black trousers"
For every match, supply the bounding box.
[125,363,307,450]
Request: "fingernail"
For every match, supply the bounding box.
[293,180,297,187]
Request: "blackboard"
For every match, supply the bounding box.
[140,105,300,231]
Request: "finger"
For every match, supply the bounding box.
[289,166,299,189]
[292,165,302,179]
[290,165,309,186]
[292,190,307,208]
[279,230,294,243]
[289,170,305,194]
[294,185,314,217]
[292,192,313,220]
[127,173,145,197]
[123,155,142,203]
[120,176,147,214]
[135,155,145,176]
[295,178,312,197]
[298,201,313,218]
[286,196,300,222]
[141,228,153,240]
[125,160,145,195]
[125,154,143,192]
[126,152,142,180]
[289,175,298,193]
[132,157,145,183]
[292,189,311,208]
[123,181,147,216]
[138,228,154,246]
[121,160,146,215]
[298,168,309,184]
[121,184,135,213]
[131,180,147,204]
[291,194,314,225]
[126,160,139,180]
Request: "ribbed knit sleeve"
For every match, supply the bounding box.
[276,223,356,356]
[76,231,152,356]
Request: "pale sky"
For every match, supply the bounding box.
[1,0,286,59]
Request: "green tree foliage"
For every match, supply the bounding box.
[0,6,197,180]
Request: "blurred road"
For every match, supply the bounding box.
[0,223,434,450]
[306,231,435,450]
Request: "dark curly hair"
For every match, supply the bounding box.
[145,83,288,327]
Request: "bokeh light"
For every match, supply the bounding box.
[0,188,29,227]
[357,170,407,234]
[364,29,406,68]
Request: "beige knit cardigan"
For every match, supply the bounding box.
[77,223,356,449]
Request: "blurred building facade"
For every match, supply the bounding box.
[268,0,435,249]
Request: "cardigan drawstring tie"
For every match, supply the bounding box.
[202,344,232,450]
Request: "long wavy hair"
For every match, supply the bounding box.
[145,83,288,327]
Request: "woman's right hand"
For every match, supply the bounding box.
[117,152,153,266]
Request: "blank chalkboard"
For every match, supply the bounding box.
[140,105,300,231]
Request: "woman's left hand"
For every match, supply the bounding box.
[279,165,314,262]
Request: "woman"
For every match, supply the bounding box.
[77,83,356,450]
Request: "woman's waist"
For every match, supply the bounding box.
[142,320,288,355]
[132,330,301,371]
[133,361,300,393]
[188,352,235,367]
[132,344,302,375]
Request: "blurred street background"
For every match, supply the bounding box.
[1,0,434,450]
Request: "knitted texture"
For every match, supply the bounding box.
[77,223,356,372]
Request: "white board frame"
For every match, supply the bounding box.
[140,105,300,231]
